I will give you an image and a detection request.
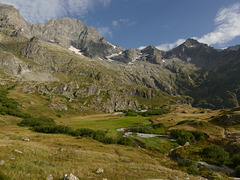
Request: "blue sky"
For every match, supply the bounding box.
[1,0,240,50]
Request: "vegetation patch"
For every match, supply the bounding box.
[19,116,134,146]
[137,137,178,154]
[127,123,167,134]
[0,87,30,118]
[178,159,199,175]
[170,129,207,145]
[201,145,229,166]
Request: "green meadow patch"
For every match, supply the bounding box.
[58,116,150,136]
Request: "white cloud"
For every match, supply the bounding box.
[138,46,147,50]
[0,0,111,23]
[156,39,185,51]
[198,3,240,45]
[154,3,240,51]
[97,27,112,38]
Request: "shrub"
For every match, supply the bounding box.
[101,137,118,144]
[33,125,71,134]
[178,159,198,175]
[0,88,31,118]
[170,129,195,145]
[191,131,206,141]
[187,164,199,175]
[152,123,166,129]
[19,116,56,127]
[126,111,138,116]
[230,155,240,168]
[202,145,229,165]
[128,125,152,134]
[117,137,134,146]
[178,159,195,167]
[235,165,240,177]
[56,114,62,118]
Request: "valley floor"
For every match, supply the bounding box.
[0,105,232,180]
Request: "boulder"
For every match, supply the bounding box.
[13,149,23,154]
[50,103,68,111]
[21,137,30,141]
[3,137,10,140]
[0,160,5,166]
[46,174,54,180]
[63,173,79,180]
[96,168,104,174]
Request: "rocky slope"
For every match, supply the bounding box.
[1,3,240,111]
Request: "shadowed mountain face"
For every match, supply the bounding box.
[0,3,240,110]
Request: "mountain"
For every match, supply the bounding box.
[1,3,240,111]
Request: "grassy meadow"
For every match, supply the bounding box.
[0,88,239,179]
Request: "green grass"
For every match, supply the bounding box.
[138,137,178,154]
[58,116,150,137]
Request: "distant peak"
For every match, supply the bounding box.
[143,45,157,50]
[183,39,200,47]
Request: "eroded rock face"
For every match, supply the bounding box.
[74,85,101,98]
[50,103,68,111]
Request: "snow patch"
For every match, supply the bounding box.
[69,46,83,56]
[106,52,122,61]
[107,42,116,49]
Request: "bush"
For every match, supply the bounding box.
[191,131,206,141]
[19,116,56,127]
[101,137,118,144]
[126,111,138,116]
[128,122,166,134]
[128,125,152,134]
[33,125,71,134]
[178,159,198,175]
[202,145,229,165]
[187,164,199,175]
[0,88,30,118]
[230,155,240,168]
[152,123,166,129]
[56,114,62,118]
[235,165,240,177]
[117,137,134,146]
[170,129,195,145]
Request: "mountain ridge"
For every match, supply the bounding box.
[1,3,240,111]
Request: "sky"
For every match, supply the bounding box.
[1,0,240,50]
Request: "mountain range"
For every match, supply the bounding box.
[0,3,240,112]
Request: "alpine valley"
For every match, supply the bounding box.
[0,3,240,180]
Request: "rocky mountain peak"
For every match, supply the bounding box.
[182,38,201,48]
[0,3,122,59]
[0,3,32,36]
[140,45,165,64]
[226,45,240,51]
